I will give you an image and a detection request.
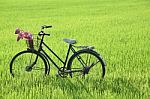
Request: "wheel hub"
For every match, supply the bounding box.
[25,66,32,72]
[83,66,90,74]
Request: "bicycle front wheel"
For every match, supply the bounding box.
[67,50,105,79]
[10,50,48,78]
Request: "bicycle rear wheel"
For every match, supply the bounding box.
[67,50,105,79]
[10,50,48,79]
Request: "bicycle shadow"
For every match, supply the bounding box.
[50,77,145,98]
[1,74,147,98]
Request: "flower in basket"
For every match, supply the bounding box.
[15,28,34,48]
[15,28,33,41]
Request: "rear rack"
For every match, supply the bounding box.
[74,45,95,50]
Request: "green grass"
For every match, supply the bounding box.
[0,0,150,98]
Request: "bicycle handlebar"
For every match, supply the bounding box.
[38,31,50,36]
[38,25,52,36]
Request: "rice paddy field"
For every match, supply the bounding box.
[0,0,150,98]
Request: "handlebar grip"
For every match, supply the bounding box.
[41,25,52,29]
[45,26,52,28]
[45,33,50,36]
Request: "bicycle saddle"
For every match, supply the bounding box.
[63,38,77,44]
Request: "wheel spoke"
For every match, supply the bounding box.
[88,54,91,66]
[89,60,100,68]
[29,53,33,64]
[76,55,86,67]
[86,54,89,66]
[71,68,83,69]
[32,67,45,70]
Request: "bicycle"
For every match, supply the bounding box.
[10,25,106,79]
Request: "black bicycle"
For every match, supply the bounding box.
[10,25,106,79]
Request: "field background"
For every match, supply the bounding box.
[0,0,150,98]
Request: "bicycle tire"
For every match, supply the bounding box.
[10,50,48,78]
[67,49,106,79]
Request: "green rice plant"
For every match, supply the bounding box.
[0,0,150,98]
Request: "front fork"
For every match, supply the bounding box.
[25,53,38,72]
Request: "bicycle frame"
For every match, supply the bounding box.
[36,34,77,72]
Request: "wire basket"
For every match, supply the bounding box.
[26,35,41,50]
